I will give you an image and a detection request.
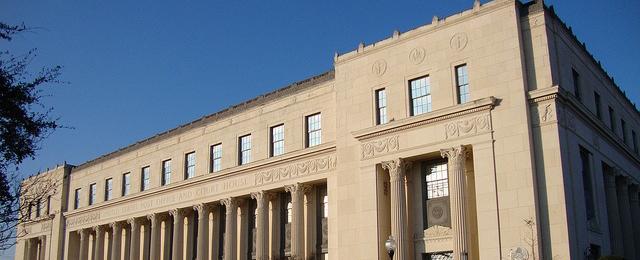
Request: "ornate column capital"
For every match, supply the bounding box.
[193,203,209,218]
[251,191,271,208]
[78,228,89,237]
[93,225,105,234]
[127,218,137,226]
[220,197,237,211]
[285,183,311,195]
[382,158,410,181]
[440,145,467,161]
[109,221,123,230]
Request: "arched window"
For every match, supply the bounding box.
[286,202,293,223]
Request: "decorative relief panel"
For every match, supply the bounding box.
[450,32,468,51]
[371,59,387,77]
[255,154,336,185]
[409,47,426,64]
[361,135,399,159]
[415,225,452,243]
[444,114,491,139]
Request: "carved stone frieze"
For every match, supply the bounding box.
[444,114,491,139]
[361,135,399,159]
[255,155,336,185]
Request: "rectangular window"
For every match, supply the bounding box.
[162,159,172,185]
[35,199,41,217]
[185,152,196,179]
[375,89,387,125]
[421,161,451,230]
[572,68,581,101]
[633,130,638,154]
[122,173,131,196]
[609,106,616,131]
[46,195,51,215]
[621,119,627,143]
[210,144,222,172]
[89,183,96,205]
[74,188,81,209]
[270,125,285,157]
[239,135,252,165]
[456,64,470,104]
[105,178,113,201]
[141,166,150,191]
[594,92,601,119]
[580,146,596,224]
[409,76,432,116]
[306,113,322,147]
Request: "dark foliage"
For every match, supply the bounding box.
[0,22,61,250]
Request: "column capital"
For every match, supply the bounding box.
[193,203,210,218]
[381,158,411,181]
[220,197,237,209]
[285,183,311,195]
[93,225,105,234]
[440,145,467,161]
[109,221,123,230]
[147,213,159,225]
[127,217,139,227]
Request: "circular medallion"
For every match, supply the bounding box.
[450,32,468,51]
[510,247,530,260]
[371,60,387,77]
[409,47,426,64]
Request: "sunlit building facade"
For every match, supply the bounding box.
[15,0,640,259]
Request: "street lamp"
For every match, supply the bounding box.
[385,235,396,260]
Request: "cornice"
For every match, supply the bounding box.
[352,96,497,140]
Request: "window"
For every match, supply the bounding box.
[239,135,252,165]
[422,161,450,230]
[35,198,41,218]
[185,152,196,179]
[306,113,322,147]
[456,64,470,104]
[409,76,432,116]
[89,183,97,205]
[46,195,51,215]
[594,92,601,119]
[210,144,222,172]
[141,166,150,191]
[621,119,627,143]
[375,89,388,125]
[572,68,581,101]
[580,146,596,224]
[270,125,285,157]
[609,106,616,131]
[74,188,81,209]
[633,130,638,154]
[122,173,131,196]
[105,178,113,201]
[162,160,172,185]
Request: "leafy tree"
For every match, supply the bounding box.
[0,22,61,250]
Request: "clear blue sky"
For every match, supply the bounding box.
[0,0,639,256]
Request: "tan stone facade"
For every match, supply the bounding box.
[14,1,640,260]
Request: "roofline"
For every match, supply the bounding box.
[72,69,335,172]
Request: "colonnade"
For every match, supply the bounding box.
[23,235,47,260]
[603,172,640,260]
[69,182,322,260]
[381,145,468,260]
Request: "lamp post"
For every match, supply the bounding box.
[385,235,396,260]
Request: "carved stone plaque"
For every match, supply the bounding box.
[450,32,468,51]
[371,59,387,77]
[409,47,426,64]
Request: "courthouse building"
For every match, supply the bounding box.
[14,0,640,259]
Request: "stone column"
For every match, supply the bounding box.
[441,146,469,260]
[193,204,209,260]
[304,188,317,260]
[268,194,281,260]
[285,183,311,260]
[147,214,161,260]
[110,222,123,260]
[628,184,640,258]
[94,226,106,260]
[38,236,47,260]
[604,171,624,255]
[170,208,184,260]
[251,192,269,260]
[79,229,90,260]
[381,159,409,260]
[128,218,141,260]
[221,198,237,260]
[615,176,636,260]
